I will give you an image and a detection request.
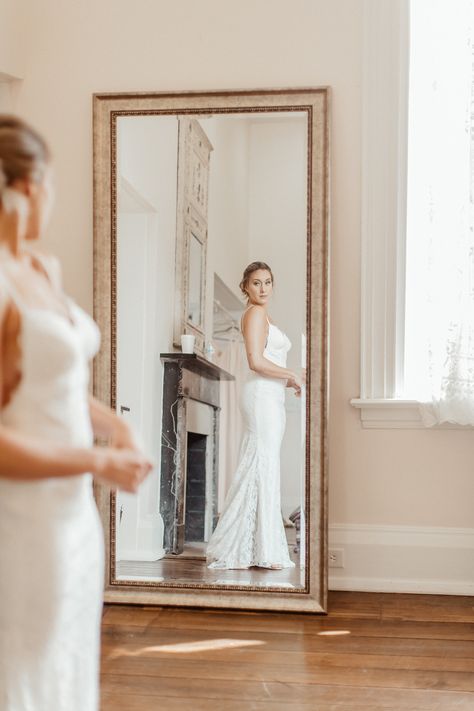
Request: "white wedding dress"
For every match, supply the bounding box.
[207,315,295,569]
[0,268,104,711]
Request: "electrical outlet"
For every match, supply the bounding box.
[328,548,344,568]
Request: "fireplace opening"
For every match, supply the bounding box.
[185,432,208,543]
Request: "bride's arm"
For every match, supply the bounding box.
[0,287,151,490]
[242,305,300,383]
[0,423,100,480]
[0,423,151,492]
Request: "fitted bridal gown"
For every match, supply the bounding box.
[207,315,295,569]
[0,270,104,711]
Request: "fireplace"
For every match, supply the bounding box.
[159,353,234,555]
[185,432,207,542]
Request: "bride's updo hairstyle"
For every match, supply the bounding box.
[0,115,51,219]
[239,261,274,303]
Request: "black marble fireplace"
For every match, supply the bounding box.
[184,432,207,542]
[159,353,234,555]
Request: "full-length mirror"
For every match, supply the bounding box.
[93,89,329,613]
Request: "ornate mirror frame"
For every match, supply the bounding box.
[92,88,330,613]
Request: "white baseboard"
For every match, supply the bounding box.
[328,523,474,596]
[117,548,166,563]
[329,575,474,595]
[116,513,165,563]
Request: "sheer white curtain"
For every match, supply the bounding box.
[404,0,474,425]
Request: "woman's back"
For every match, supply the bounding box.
[240,306,292,376]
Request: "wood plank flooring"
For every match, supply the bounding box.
[116,556,303,588]
[100,591,474,710]
[116,530,303,588]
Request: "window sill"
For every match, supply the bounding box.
[350,399,474,430]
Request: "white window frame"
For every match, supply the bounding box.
[350,0,472,429]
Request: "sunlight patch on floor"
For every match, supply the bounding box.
[108,637,266,658]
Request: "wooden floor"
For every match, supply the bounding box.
[100,591,474,710]
[116,530,303,589]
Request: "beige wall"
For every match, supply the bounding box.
[246,118,307,517]
[1,1,472,587]
[0,0,24,79]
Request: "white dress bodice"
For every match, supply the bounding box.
[242,313,292,383]
[0,300,99,440]
[256,319,291,367]
[0,294,101,512]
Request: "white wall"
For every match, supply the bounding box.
[116,211,153,559]
[205,116,251,347]
[205,115,307,517]
[247,117,307,377]
[2,0,472,593]
[247,118,307,517]
[206,117,250,313]
[116,116,178,560]
[118,116,178,357]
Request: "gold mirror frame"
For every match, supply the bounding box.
[92,87,330,613]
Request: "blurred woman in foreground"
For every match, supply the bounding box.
[0,115,152,711]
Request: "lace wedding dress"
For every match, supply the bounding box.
[0,266,104,711]
[206,315,295,570]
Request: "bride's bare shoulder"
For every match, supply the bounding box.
[242,304,266,326]
[242,304,266,333]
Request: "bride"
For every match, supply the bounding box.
[207,261,302,570]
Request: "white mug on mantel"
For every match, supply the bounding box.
[181,334,195,354]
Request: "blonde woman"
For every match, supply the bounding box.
[207,261,302,570]
[0,115,152,711]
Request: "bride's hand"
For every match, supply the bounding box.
[287,374,303,396]
[92,447,153,493]
[294,368,306,397]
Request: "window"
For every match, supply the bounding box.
[352,0,474,428]
[404,0,474,428]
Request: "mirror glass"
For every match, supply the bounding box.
[188,233,203,326]
[114,110,308,591]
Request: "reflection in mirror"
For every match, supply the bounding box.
[114,110,308,591]
[188,233,203,326]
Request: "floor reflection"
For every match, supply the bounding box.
[116,528,305,589]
